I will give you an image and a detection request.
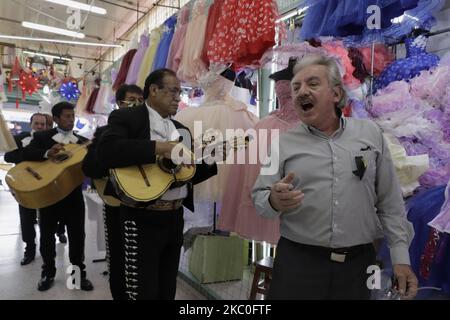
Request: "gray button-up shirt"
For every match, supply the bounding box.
[252,117,414,265]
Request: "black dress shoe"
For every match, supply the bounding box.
[20,252,35,266]
[58,233,67,244]
[80,278,94,291]
[37,276,54,291]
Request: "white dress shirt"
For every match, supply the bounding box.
[146,103,187,201]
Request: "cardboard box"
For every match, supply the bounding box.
[189,235,244,284]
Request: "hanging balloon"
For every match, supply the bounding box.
[58,81,80,100]
[18,72,41,100]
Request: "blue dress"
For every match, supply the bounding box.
[378,185,450,298]
[299,0,421,41]
[299,0,444,47]
[152,16,177,71]
[375,35,440,91]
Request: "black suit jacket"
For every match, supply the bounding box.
[81,126,109,179]
[4,132,32,164]
[97,104,217,211]
[22,128,88,162]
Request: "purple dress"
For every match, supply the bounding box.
[125,33,150,85]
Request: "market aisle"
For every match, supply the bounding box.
[0,185,205,300]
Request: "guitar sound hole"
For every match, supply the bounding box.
[158,157,182,174]
[53,153,69,163]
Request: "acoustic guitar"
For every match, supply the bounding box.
[92,177,121,207]
[5,142,90,209]
[109,135,250,207]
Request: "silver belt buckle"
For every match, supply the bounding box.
[330,252,346,263]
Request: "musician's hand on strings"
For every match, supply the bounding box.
[155,141,175,159]
[157,141,194,168]
[47,144,65,158]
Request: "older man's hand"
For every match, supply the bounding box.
[269,172,304,212]
[392,264,418,300]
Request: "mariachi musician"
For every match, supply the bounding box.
[21,102,93,292]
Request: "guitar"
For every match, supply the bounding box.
[109,134,250,207]
[5,142,90,209]
[92,178,121,207]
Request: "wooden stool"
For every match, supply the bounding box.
[249,256,274,300]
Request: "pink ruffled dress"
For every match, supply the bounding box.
[177,0,209,85]
[218,80,301,244]
[174,75,258,202]
[166,5,191,72]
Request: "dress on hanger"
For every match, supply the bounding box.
[112,49,137,91]
[429,181,450,234]
[218,64,300,244]
[378,185,450,297]
[93,74,114,115]
[375,34,440,91]
[177,0,209,85]
[200,0,224,66]
[166,5,191,72]
[174,74,258,203]
[85,78,100,114]
[207,0,280,68]
[136,28,162,89]
[125,33,150,85]
[0,109,17,153]
[303,0,422,38]
[152,16,177,71]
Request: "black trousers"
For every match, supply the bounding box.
[268,237,376,300]
[18,205,37,252]
[39,186,86,278]
[119,205,184,300]
[18,206,65,253]
[103,204,126,300]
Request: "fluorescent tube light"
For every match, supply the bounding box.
[22,21,85,38]
[23,50,72,61]
[0,34,122,48]
[46,0,107,15]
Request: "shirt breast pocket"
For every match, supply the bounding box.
[349,150,377,183]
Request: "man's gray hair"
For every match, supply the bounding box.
[293,54,347,109]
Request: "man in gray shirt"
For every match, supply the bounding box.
[252,54,418,300]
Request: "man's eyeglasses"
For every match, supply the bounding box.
[121,98,144,106]
[160,86,182,97]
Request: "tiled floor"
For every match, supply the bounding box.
[0,180,205,300]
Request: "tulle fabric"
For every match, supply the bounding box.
[174,75,258,203]
[429,181,450,234]
[377,185,450,297]
[299,0,422,42]
[375,35,440,91]
[321,40,362,89]
[259,42,327,68]
[218,80,301,244]
[358,44,395,77]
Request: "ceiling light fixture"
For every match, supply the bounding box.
[23,50,72,61]
[45,0,107,15]
[22,21,85,38]
[0,34,122,48]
